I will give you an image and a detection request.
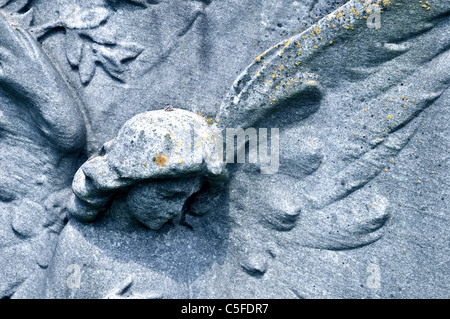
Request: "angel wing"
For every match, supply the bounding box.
[218,0,450,258]
[0,11,86,298]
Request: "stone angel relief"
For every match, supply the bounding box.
[0,0,448,298]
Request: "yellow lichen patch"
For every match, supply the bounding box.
[313,25,321,36]
[387,114,393,119]
[254,56,262,63]
[196,141,202,147]
[179,158,185,164]
[383,0,390,6]
[206,118,213,125]
[283,40,292,49]
[335,10,344,19]
[142,162,148,167]
[155,154,168,167]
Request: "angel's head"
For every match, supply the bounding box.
[67,108,226,229]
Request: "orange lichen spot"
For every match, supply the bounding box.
[296,42,301,48]
[387,114,393,119]
[155,154,168,167]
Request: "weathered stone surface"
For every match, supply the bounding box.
[0,0,448,299]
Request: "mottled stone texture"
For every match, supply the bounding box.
[0,0,448,299]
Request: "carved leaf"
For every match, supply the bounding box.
[78,42,97,85]
[65,30,84,67]
[98,42,143,80]
[62,5,110,30]
[75,39,143,84]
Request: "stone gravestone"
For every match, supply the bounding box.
[0,0,448,298]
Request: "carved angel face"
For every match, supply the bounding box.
[125,177,203,230]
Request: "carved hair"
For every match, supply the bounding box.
[68,109,227,223]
